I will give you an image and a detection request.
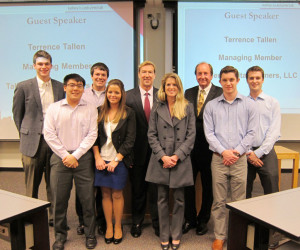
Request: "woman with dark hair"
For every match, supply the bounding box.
[93,79,136,244]
[146,73,196,250]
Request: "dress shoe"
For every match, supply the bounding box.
[113,225,123,244]
[269,241,279,249]
[77,224,84,235]
[86,236,97,249]
[212,239,224,250]
[131,224,142,238]
[171,242,180,250]
[49,219,54,227]
[52,240,65,250]
[97,223,106,235]
[182,222,196,234]
[161,243,169,250]
[154,227,160,237]
[196,222,208,235]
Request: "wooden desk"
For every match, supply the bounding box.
[274,145,299,189]
[226,188,300,250]
[0,189,50,250]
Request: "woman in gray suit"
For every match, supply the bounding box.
[146,73,196,250]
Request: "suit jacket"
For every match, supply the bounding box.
[145,102,196,188]
[126,87,158,166]
[13,77,64,157]
[95,107,136,167]
[185,83,222,152]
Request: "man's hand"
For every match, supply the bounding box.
[62,154,79,168]
[222,150,239,166]
[247,151,263,167]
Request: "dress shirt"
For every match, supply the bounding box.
[248,92,281,158]
[81,86,105,108]
[139,85,154,109]
[44,98,98,160]
[37,76,54,119]
[198,83,212,103]
[204,92,258,155]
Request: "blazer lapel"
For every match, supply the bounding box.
[114,116,126,132]
[133,88,148,124]
[32,78,43,112]
[157,103,173,127]
[52,80,60,102]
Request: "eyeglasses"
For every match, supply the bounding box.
[67,83,84,89]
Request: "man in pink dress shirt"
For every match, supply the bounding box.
[44,73,98,250]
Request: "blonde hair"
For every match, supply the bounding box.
[98,79,127,123]
[158,73,188,120]
[138,61,156,73]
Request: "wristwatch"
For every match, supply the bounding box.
[114,157,120,162]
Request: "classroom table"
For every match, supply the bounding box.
[0,189,50,250]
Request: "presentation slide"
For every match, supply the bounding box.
[0,2,134,140]
[178,2,300,112]
[178,2,300,140]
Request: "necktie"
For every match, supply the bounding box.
[197,89,205,116]
[144,92,150,123]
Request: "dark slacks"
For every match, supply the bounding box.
[246,147,279,198]
[129,163,159,228]
[50,151,95,241]
[184,149,213,225]
[158,185,184,242]
[21,135,53,220]
[76,186,105,226]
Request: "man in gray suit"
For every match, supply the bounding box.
[183,62,223,235]
[13,50,64,225]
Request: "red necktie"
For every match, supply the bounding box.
[144,92,150,123]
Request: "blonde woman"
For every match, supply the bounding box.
[146,73,196,250]
[93,79,136,244]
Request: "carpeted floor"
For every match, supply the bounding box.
[0,170,299,250]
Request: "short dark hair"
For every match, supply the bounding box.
[90,62,109,77]
[63,73,86,86]
[33,50,52,64]
[246,66,264,80]
[219,66,239,80]
[194,62,213,76]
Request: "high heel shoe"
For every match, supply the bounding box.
[104,236,113,244]
[161,243,169,250]
[113,225,123,244]
[104,226,114,244]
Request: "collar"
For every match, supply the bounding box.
[248,91,266,101]
[139,85,153,96]
[36,76,51,87]
[198,82,212,94]
[61,98,87,106]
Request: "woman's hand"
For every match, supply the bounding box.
[95,157,106,170]
[106,160,119,172]
[161,155,177,168]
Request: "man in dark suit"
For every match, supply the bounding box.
[183,62,222,235]
[13,50,64,225]
[126,61,159,237]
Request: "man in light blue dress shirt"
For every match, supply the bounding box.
[246,66,281,198]
[204,66,258,250]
